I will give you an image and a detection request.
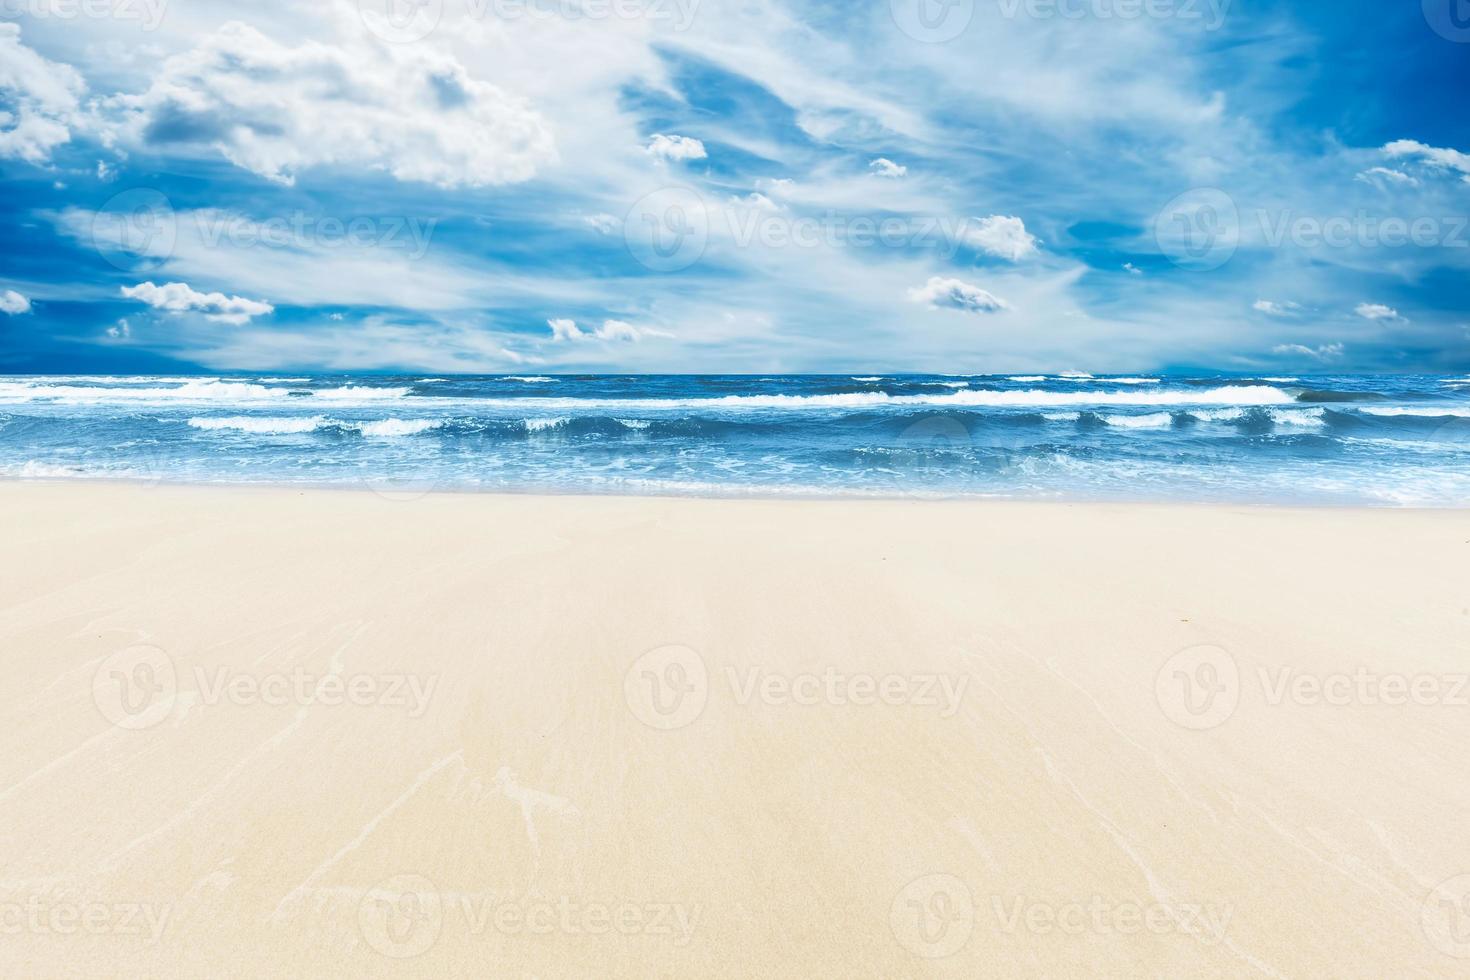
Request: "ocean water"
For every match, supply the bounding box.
[1,374,1467,505]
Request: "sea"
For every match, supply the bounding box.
[1,373,1467,505]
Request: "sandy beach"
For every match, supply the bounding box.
[1,481,1467,978]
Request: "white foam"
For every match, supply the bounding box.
[1189,408,1246,422]
[617,419,652,430]
[850,376,886,382]
[354,418,441,437]
[1058,371,1094,380]
[0,380,291,404]
[1269,408,1326,428]
[1007,376,1047,382]
[188,415,329,434]
[524,417,569,432]
[1043,412,1081,422]
[505,376,555,383]
[1358,406,1470,418]
[308,385,412,401]
[1261,377,1299,383]
[1103,412,1175,429]
[929,381,971,389]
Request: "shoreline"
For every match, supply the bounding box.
[3,482,1468,977]
[3,474,1465,511]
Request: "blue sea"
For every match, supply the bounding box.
[1,374,1467,505]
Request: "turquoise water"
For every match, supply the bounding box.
[1,373,1467,505]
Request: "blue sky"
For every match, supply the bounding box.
[0,0,1467,374]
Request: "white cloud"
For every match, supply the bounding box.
[1382,140,1470,181]
[962,215,1039,262]
[1355,302,1404,322]
[548,317,585,341]
[906,276,1009,314]
[869,157,907,179]
[548,317,672,342]
[107,318,131,338]
[112,21,555,188]
[1253,299,1301,317]
[584,213,619,235]
[645,133,707,163]
[121,281,274,324]
[1354,166,1419,189]
[0,288,32,315]
[0,23,85,164]
[1272,342,1344,361]
[1123,263,1142,276]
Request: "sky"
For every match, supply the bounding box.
[0,0,1467,375]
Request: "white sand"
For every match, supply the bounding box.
[2,482,1468,977]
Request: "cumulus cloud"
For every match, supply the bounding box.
[1355,302,1404,322]
[1123,263,1142,276]
[645,133,707,163]
[0,23,85,164]
[548,317,671,342]
[1272,342,1344,361]
[121,281,274,325]
[111,21,555,188]
[1382,140,1470,182]
[1354,166,1419,189]
[1253,299,1302,316]
[0,288,32,315]
[962,215,1039,261]
[906,276,1009,314]
[869,157,907,178]
[548,317,585,341]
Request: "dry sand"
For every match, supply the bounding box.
[1,481,1468,977]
